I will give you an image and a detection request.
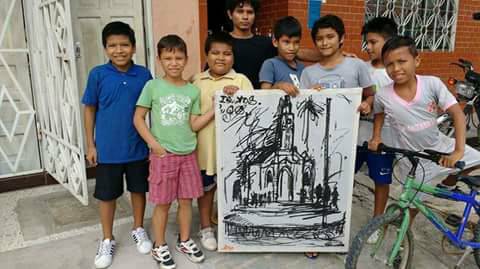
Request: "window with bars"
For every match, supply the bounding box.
[365,0,459,51]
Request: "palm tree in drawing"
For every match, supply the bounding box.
[297,96,324,151]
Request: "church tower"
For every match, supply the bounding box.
[279,96,294,151]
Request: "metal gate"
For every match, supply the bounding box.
[25,0,88,205]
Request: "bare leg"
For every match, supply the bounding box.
[408,208,419,229]
[373,184,390,216]
[130,192,146,229]
[152,204,170,246]
[99,200,116,240]
[177,199,193,241]
[198,187,216,229]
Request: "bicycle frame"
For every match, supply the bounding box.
[384,174,480,266]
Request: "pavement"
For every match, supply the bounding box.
[1,171,479,269]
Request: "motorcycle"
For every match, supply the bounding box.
[437,58,480,145]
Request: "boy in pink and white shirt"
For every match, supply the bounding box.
[370,36,480,202]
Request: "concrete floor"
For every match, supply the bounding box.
[1,171,479,269]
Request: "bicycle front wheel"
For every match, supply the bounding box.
[345,209,414,269]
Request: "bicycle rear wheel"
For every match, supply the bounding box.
[472,219,480,267]
[345,208,414,269]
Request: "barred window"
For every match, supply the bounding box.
[365,0,459,51]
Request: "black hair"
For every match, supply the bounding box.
[361,17,398,39]
[273,16,302,39]
[226,0,260,13]
[157,34,188,57]
[102,21,136,48]
[311,14,345,42]
[381,35,418,60]
[204,31,234,54]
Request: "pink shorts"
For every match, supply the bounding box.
[148,152,204,205]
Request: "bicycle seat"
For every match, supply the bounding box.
[458,175,480,189]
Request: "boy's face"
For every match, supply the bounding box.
[228,3,255,32]
[383,46,420,85]
[273,35,301,62]
[365,32,386,62]
[207,42,234,77]
[314,27,344,57]
[104,34,135,70]
[158,49,187,79]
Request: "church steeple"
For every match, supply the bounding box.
[278,96,294,151]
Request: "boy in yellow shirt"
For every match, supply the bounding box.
[192,32,253,251]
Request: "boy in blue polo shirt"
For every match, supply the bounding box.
[82,21,153,269]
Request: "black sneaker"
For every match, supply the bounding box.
[151,244,176,269]
[176,238,205,263]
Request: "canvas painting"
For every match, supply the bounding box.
[215,89,362,252]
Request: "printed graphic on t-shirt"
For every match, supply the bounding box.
[427,101,438,113]
[289,74,300,88]
[159,94,191,126]
[317,74,345,89]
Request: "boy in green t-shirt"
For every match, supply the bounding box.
[134,35,214,269]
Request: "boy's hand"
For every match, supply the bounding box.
[151,143,168,158]
[357,101,371,115]
[223,85,240,96]
[311,84,324,91]
[368,137,382,151]
[439,150,464,168]
[276,82,299,96]
[86,146,97,166]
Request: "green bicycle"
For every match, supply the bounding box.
[344,143,480,269]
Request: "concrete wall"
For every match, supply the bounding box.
[151,0,201,79]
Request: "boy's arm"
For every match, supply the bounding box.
[260,82,273,89]
[297,48,358,62]
[133,106,167,157]
[297,48,321,62]
[261,81,299,96]
[84,105,97,166]
[358,86,375,115]
[440,103,466,167]
[368,112,385,151]
[190,109,215,132]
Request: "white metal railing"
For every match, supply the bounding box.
[0,0,38,174]
[365,0,459,51]
[26,0,88,205]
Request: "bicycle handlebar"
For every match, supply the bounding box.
[361,142,466,170]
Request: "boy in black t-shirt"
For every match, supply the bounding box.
[226,0,276,88]
[225,0,320,88]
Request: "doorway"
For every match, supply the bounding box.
[207,0,230,33]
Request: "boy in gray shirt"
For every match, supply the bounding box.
[370,36,480,195]
[259,16,305,96]
[299,14,374,259]
[299,15,373,92]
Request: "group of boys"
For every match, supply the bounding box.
[82,0,480,268]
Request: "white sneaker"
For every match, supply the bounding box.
[367,229,380,244]
[198,227,217,251]
[152,244,176,269]
[94,238,116,268]
[176,238,205,263]
[131,227,153,254]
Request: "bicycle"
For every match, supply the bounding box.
[344,143,480,269]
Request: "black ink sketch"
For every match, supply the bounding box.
[217,91,360,251]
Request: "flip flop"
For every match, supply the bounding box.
[304,252,319,259]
